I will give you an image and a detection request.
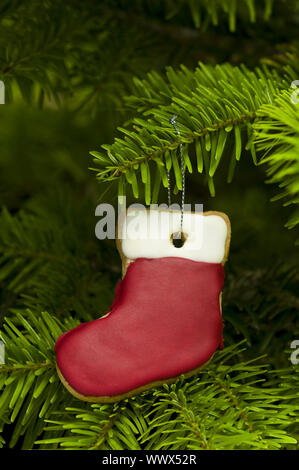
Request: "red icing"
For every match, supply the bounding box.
[55,257,225,397]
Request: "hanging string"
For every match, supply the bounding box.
[168,114,185,239]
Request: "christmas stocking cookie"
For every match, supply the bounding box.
[55,208,231,402]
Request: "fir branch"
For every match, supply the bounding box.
[91,62,287,200]
[0,310,77,448]
[100,0,285,32]
[254,90,299,240]
[141,346,298,450]
[0,191,118,322]
[0,362,53,373]
[38,402,142,450]
[223,262,299,362]
[1,305,298,450]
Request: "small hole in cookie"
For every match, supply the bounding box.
[170,232,187,248]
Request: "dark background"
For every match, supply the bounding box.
[0,0,298,450]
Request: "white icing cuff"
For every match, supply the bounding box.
[119,208,228,264]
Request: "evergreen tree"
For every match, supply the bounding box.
[0,0,298,450]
